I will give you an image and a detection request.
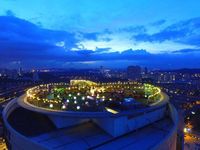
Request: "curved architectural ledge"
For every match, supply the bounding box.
[17,91,169,118]
[2,82,178,150]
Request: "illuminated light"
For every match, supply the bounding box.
[69,94,72,97]
[49,104,53,108]
[184,127,191,133]
[105,107,118,114]
[82,97,85,100]
[74,100,77,104]
[109,98,112,101]
[77,106,80,110]
[77,93,80,96]
[85,101,89,105]
[61,105,66,109]
[66,99,69,103]
[74,96,77,100]
[191,111,195,115]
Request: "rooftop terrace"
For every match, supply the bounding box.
[24,80,162,114]
[29,118,173,150]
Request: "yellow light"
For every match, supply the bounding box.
[184,128,187,133]
[105,107,118,114]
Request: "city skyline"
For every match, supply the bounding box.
[1,1,200,149]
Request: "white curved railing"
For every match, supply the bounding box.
[2,99,48,150]
[152,104,179,150]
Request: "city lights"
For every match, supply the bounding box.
[25,80,162,112]
[49,104,53,108]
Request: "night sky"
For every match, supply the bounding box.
[0,0,200,69]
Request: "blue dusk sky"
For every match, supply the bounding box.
[0,0,200,69]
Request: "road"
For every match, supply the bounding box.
[184,133,200,150]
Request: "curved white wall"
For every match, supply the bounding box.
[3,99,178,150]
[3,99,48,150]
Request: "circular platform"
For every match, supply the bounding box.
[17,80,168,117]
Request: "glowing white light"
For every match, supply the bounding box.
[74,96,77,100]
[74,100,77,104]
[77,93,80,96]
[191,111,195,115]
[49,104,53,108]
[82,97,85,100]
[77,106,80,110]
[62,105,66,109]
[69,94,72,97]
[66,99,69,103]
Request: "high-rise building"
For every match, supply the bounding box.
[2,80,180,150]
[18,67,23,76]
[127,66,142,81]
[33,71,40,82]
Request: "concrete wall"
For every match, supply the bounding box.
[93,116,127,137]
[153,104,178,150]
[48,115,89,128]
[3,99,47,150]
[93,106,166,137]
[3,98,178,150]
[127,107,166,130]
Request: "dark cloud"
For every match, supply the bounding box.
[5,10,16,17]
[95,48,111,53]
[0,16,200,69]
[150,20,166,26]
[172,49,200,54]
[119,26,147,34]
[133,17,200,46]
[0,16,78,49]
[79,32,100,41]
[77,31,112,42]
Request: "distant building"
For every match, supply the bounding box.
[32,71,40,82]
[127,66,142,81]
[18,67,23,76]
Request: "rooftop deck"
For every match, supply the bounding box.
[30,118,173,150]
